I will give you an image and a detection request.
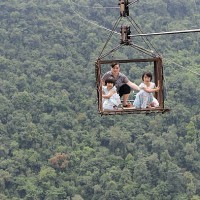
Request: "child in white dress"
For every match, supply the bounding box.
[102,77,121,110]
[133,72,160,109]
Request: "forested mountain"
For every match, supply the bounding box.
[0,0,200,199]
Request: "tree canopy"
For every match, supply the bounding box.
[0,0,200,199]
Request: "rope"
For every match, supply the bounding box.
[160,57,200,107]
[70,0,120,35]
[98,16,122,58]
[70,0,200,76]
[71,0,119,9]
[163,58,200,76]
[128,0,140,7]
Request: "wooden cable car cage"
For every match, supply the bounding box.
[95,57,170,115]
[95,0,170,115]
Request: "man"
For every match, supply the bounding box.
[102,62,140,107]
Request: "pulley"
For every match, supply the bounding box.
[118,0,129,17]
[120,25,131,44]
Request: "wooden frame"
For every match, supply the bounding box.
[95,57,170,115]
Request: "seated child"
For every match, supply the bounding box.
[133,72,160,109]
[102,77,121,110]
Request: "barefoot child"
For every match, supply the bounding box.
[133,72,160,109]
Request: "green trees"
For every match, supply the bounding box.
[0,0,200,199]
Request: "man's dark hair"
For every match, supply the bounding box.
[105,77,115,85]
[142,72,153,81]
[110,62,120,68]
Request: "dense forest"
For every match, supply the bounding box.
[0,0,200,199]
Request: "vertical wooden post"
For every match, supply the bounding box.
[154,57,164,109]
[95,60,103,113]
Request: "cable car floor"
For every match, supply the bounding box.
[101,101,170,115]
[102,107,170,115]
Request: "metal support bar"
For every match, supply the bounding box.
[98,44,125,60]
[98,16,122,59]
[129,43,158,57]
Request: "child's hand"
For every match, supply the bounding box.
[155,86,160,91]
[155,81,160,92]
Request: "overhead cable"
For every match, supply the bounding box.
[164,58,200,76]
[128,0,139,7]
[70,1,120,35]
[130,29,200,37]
[71,0,118,9]
[98,17,122,58]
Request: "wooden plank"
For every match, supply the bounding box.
[100,108,170,115]
[99,58,158,64]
